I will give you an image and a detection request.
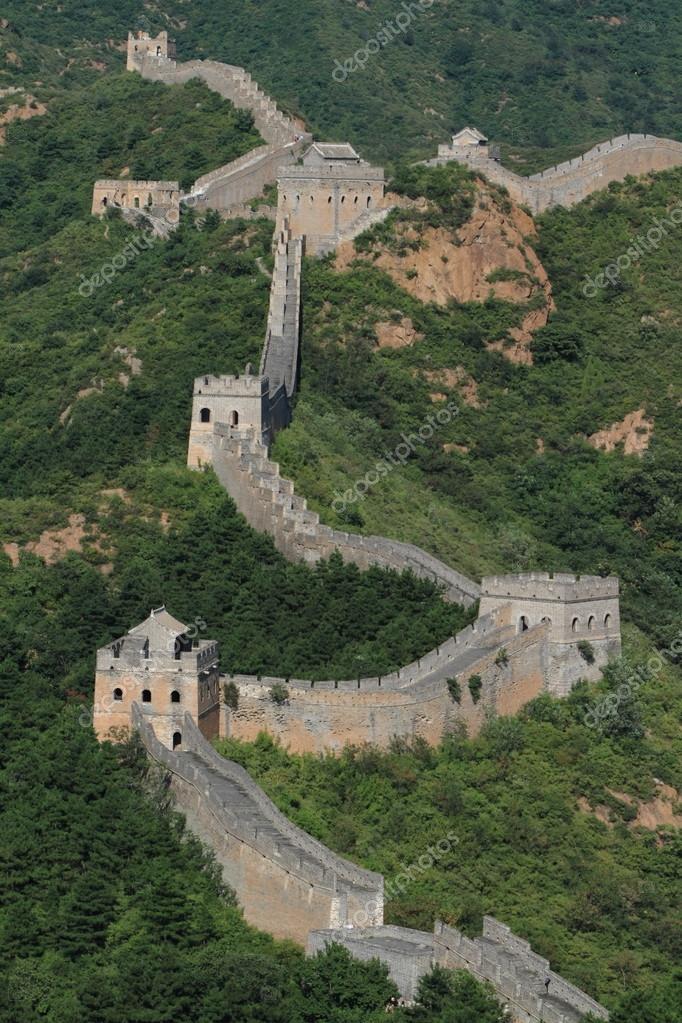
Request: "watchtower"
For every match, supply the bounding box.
[94,607,220,749]
[479,572,621,695]
[187,368,280,468]
[127,30,176,72]
[277,143,386,255]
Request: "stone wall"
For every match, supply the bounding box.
[307,925,437,1001]
[184,139,308,213]
[194,427,480,606]
[434,918,609,1022]
[307,919,609,1020]
[428,133,682,213]
[133,706,384,943]
[221,617,548,753]
[129,52,300,146]
[260,220,302,397]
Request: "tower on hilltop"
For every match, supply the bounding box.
[94,607,220,749]
[127,30,176,72]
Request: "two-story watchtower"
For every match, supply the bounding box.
[94,607,220,749]
[127,30,176,72]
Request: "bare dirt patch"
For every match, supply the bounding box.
[422,366,482,408]
[0,95,47,143]
[587,408,653,456]
[578,783,681,831]
[334,182,553,365]
[4,514,108,566]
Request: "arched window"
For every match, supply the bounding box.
[519,615,529,633]
[328,195,332,203]
[113,688,123,702]
[229,410,239,427]
[146,193,153,207]
[200,407,211,423]
[172,732,182,750]
[134,196,140,209]
[604,613,612,629]
[171,690,181,704]
[367,195,372,208]
[309,195,314,204]
[341,195,346,204]
[112,641,121,659]
[571,617,580,633]
[588,615,595,631]
[541,616,552,627]
[102,196,108,207]
[142,689,152,703]
[354,195,359,204]
[156,45,162,56]
[143,639,150,660]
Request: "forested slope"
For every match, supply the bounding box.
[4,0,682,164]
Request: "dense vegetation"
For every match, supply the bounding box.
[0,493,490,1023]
[273,163,682,653]
[0,73,260,255]
[1,6,681,1020]
[4,0,682,166]
[218,642,682,1020]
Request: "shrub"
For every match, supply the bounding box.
[468,674,483,704]
[223,681,239,711]
[270,682,290,705]
[494,648,509,667]
[578,640,596,664]
[447,677,462,704]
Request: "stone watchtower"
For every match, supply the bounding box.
[479,572,621,696]
[277,143,386,255]
[94,607,220,749]
[127,30,176,71]
[186,368,280,468]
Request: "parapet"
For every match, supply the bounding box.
[193,372,270,397]
[480,572,619,602]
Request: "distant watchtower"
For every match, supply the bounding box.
[127,30,176,72]
[94,607,220,749]
[479,572,621,695]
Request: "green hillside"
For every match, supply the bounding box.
[3,0,682,164]
[1,7,681,1022]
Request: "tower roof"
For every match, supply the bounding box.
[129,606,188,637]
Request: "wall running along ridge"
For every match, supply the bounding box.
[127,41,311,213]
[309,917,610,1020]
[132,705,383,943]
[429,133,682,213]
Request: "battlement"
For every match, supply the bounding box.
[481,572,619,602]
[91,179,180,223]
[127,30,176,71]
[193,372,269,396]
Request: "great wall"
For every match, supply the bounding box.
[86,27,682,1017]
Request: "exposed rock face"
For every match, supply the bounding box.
[335,182,553,365]
[587,408,654,456]
[374,316,423,349]
[422,367,482,408]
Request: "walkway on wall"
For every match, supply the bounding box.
[260,221,302,397]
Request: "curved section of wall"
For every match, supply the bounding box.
[132,704,384,942]
[132,55,299,145]
[190,428,481,607]
[222,620,548,753]
[429,134,682,213]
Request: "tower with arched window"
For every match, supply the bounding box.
[126,30,176,72]
[94,606,220,748]
[478,572,621,696]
